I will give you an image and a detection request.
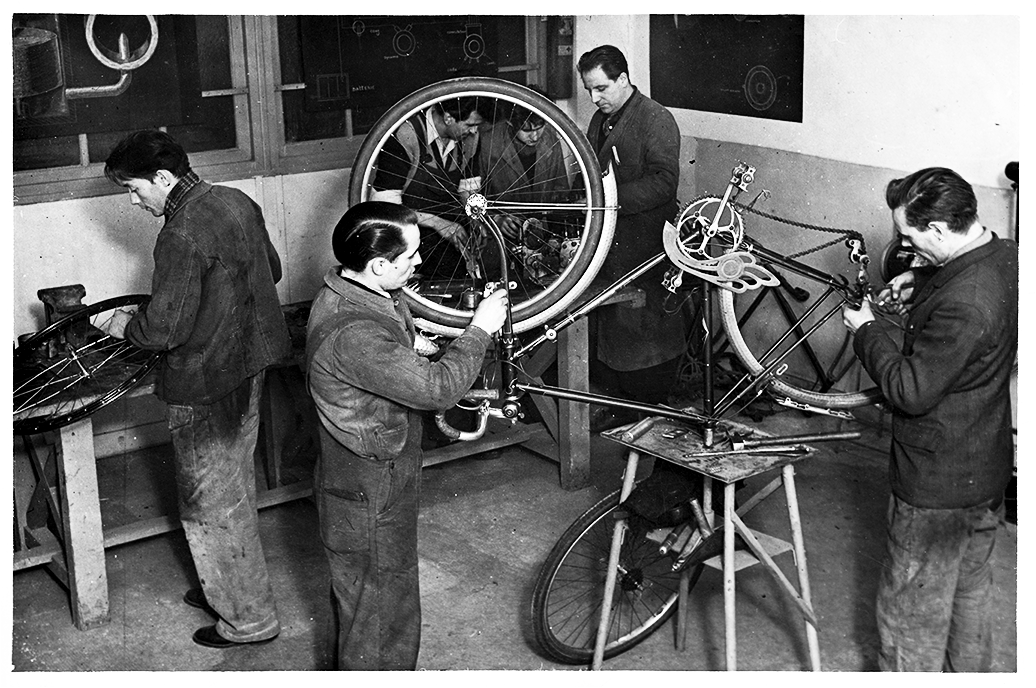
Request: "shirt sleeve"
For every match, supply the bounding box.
[371,135,411,192]
[331,322,492,412]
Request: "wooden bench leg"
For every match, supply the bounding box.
[55,418,110,629]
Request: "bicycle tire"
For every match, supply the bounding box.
[718,274,882,410]
[13,294,163,435]
[531,488,694,664]
[349,77,616,336]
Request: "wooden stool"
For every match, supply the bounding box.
[593,417,821,671]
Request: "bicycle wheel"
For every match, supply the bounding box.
[531,488,693,664]
[716,238,883,410]
[350,77,616,336]
[13,295,163,435]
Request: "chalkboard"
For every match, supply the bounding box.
[649,15,804,122]
[299,16,508,113]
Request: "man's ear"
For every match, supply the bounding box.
[928,221,950,239]
[154,169,176,187]
[370,257,386,276]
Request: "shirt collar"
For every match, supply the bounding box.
[163,170,202,217]
[944,226,992,264]
[425,107,456,159]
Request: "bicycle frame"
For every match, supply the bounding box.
[434,162,873,444]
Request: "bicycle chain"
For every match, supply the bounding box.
[730,200,866,259]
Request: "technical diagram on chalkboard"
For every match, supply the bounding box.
[649,15,804,122]
[300,16,499,112]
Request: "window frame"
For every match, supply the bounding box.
[13,15,543,206]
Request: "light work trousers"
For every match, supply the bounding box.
[168,373,280,642]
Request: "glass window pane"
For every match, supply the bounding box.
[13,13,241,172]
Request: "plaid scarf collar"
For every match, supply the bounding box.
[163,170,202,217]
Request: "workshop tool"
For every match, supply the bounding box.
[682,445,810,459]
[728,430,860,451]
[620,416,658,443]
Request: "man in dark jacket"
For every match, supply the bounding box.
[843,167,1017,671]
[306,202,507,669]
[104,130,291,648]
[578,44,686,407]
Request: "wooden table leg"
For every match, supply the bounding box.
[557,316,590,490]
[591,450,640,670]
[783,464,821,670]
[723,481,737,670]
[55,418,110,629]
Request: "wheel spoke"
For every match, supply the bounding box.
[13,295,162,434]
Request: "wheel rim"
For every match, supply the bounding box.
[350,77,614,335]
[539,499,682,659]
[13,295,163,435]
[716,246,882,410]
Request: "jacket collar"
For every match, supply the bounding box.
[163,171,203,218]
[926,233,1007,291]
[322,267,401,321]
[593,88,645,160]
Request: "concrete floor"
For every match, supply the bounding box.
[10,409,1018,672]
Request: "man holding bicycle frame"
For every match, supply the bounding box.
[843,167,1017,672]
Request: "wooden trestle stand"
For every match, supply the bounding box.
[590,283,822,671]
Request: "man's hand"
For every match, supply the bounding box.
[842,298,876,334]
[497,214,522,239]
[873,271,915,316]
[101,309,134,339]
[433,219,469,248]
[469,289,508,335]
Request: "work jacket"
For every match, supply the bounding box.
[305,269,491,461]
[478,120,570,204]
[855,235,1017,508]
[126,181,290,404]
[586,87,685,371]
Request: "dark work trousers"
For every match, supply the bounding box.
[876,493,1005,671]
[167,373,280,642]
[315,423,422,670]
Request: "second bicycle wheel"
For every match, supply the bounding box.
[716,237,883,410]
[350,77,616,335]
[13,295,163,435]
[531,488,693,664]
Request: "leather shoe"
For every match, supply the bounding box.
[192,624,278,649]
[183,588,216,617]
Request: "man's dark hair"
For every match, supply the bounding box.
[506,85,548,130]
[438,96,482,122]
[333,201,418,272]
[577,44,628,81]
[885,167,978,234]
[104,130,192,184]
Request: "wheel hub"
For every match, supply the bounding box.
[465,193,488,220]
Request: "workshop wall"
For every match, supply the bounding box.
[11,14,1019,453]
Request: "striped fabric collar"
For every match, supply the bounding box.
[163,170,202,217]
